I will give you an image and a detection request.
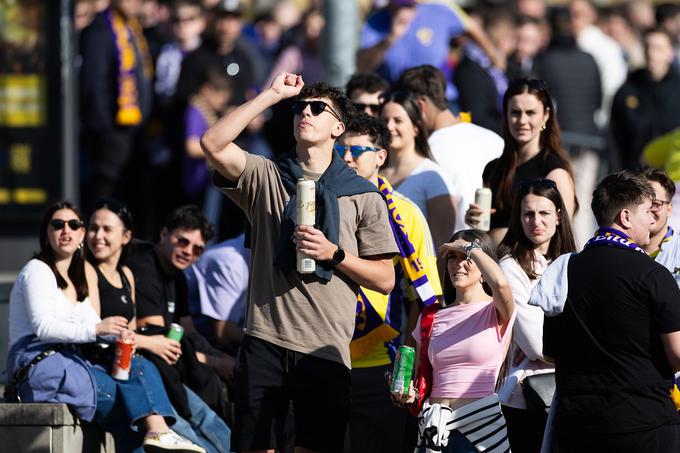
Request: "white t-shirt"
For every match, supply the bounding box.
[428,122,503,232]
[9,259,100,348]
[393,158,455,219]
[654,229,680,289]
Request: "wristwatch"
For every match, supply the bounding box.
[330,246,346,267]
[464,240,481,261]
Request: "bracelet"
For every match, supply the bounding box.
[464,240,481,261]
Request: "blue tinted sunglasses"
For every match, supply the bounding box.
[334,144,381,159]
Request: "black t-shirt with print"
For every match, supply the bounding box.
[544,246,680,434]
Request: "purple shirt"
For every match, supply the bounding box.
[182,104,209,198]
[360,3,468,99]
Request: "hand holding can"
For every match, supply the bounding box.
[474,188,492,232]
[112,338,134,380]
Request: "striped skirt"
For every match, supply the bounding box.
[418,394,511,453]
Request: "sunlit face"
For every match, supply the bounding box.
[87,208,131,265]
[627,198,655,246]
[381,102,417,152]
[47,209,85,259]
[649,180,672,236]
[159,228,206,270]
[337,132,386,181]
[292,97,344,145]
[521,194,559,250]
[506,93,549,148]
[446,251,483,291]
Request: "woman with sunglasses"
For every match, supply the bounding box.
[466,79,576,245]
[495,179,576,453]
[397,229,515,452]
[7,201,205,452]
[379,90,457,248]
[86,198,231,453]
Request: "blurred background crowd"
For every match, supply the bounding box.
[70,0,680,244]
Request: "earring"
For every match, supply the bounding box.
[78,242,84,250]
[540,123,547,131]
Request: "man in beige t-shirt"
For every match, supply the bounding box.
[201,73,398,453]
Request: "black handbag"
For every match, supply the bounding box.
[522,372,556,413]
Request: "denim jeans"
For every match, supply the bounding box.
[171,386,231,453]
[90,356,175,431]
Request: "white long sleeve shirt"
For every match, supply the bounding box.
[9,259,100,348]
[499,253,554,409]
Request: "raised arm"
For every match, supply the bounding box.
[201,72,304,182]
[356,7,414,72]
[439,239,515,323]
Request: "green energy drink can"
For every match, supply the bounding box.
[166,323,184,342]
[390,345,415,394]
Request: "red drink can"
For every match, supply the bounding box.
[112,338,134,380]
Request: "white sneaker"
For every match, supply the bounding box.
[143,430,206,453]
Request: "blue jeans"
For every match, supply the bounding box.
[171,386,231,453]
[90,356,175,431]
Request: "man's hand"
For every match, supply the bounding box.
[146,335,182,365]
[270,72,304,101]
[294,225,336,261]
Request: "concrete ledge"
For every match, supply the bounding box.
[0,403,115,452]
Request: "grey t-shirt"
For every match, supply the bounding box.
[216,154,398,367]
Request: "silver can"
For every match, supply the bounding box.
[475,188,492,232]
[296,178,316,273]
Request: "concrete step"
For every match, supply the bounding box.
[0,403,115,452]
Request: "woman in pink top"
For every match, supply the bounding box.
[399,229,515,452]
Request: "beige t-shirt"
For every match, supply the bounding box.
[217,154,398,367]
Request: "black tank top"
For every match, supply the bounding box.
[95,266,135,322]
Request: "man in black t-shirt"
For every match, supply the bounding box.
[128,205,235,380]
[531,171,680,452]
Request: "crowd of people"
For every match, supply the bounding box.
[5,0,680,452]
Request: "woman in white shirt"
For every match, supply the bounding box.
[7,201,204,453]
[496,178,577,453]
[379,90,457,248]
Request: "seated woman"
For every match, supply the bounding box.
[496,178,577,453]
[398,230,515,452]
[6,201,204,453]
[86,198,231,453]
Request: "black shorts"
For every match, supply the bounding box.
[231,335,351,452]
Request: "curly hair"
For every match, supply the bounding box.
[342,113,391,151]
[296,82,355,125]
[163,205,215,242]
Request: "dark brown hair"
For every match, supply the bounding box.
[489,79,574,213]
[441,230,498,307]
[394,65,449,111]
[592,171,655,226]
[35,201,89,302]
[379,90,433,160]
[498,178,577,279]
[297,82,355,125]
[635,166,676,200]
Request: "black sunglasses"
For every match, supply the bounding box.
[352,102,381,115]
[174,234,206,257]
[519,178,557,191]
[290,100,341,121]
[50,219,84,231]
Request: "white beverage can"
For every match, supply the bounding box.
[475,188,492,232]
[296,178,316,273]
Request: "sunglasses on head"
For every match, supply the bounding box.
[352,103,381,115]
[334,144,381,159]
[519,178,557,191]
[290,100,341,121]
[174,235,205,257]
[50,219,84,231]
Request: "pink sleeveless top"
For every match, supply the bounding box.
[414,300,515,398]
